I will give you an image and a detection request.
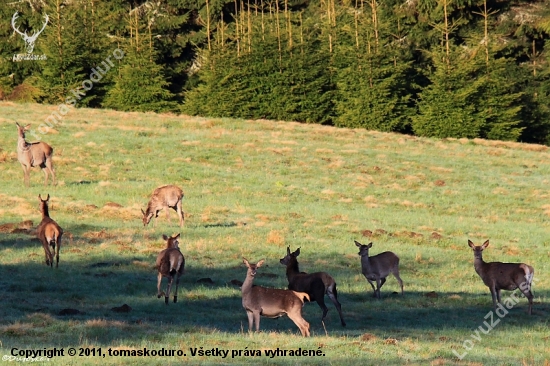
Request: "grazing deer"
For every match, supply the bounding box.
[16,122,55,187]
[468,240,534,315]
[241,258,310,336]
[141,185,184,227]
[279,247,346,327]
[354,240,404,299]
[36,194,63,268]
[156,233,185,304]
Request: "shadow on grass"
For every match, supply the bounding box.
[0,254,547,336]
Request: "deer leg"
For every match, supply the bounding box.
[157,272,164,298]
[288,311,310,337]
[366,278,377,297]
[45,158,55,186]
[496,289,502,304]
[518,282,534,315]
[42,166,49,186]
[246,311,254,332]
[176,200,184,227]
[165,206,171,224]
[375,277,383,299]
[253,311,261,332]
[165,275,174,305]
[55,234,61,268]
[327,284,346,327]
[489,286,498,310]
[42,242,52,266]
[392,268,404,295]
[21,165,30,187]
[173,274,180,303]
[318,300,329,322]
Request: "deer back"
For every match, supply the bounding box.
[156,248,184,276]
[477,261,533,291]
[361,251,399,278]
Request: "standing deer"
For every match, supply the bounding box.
[156,233,185,304]
[354,240,404,299]
[36,194,62,268]
[241,258,310,336]
[16,122,55,187]
[468,240,534,315]
[279,247,346,327]
[141,185,184,227]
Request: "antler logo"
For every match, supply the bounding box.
[11,12,49,54]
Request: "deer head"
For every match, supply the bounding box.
[12,12,49,54]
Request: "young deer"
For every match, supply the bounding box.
[279,247,346,327]
[354,240,404,299]
[468,240,534,315]
[16,122,55,187]
[36,194,63,268]
[241,258,310,336]
[156,233,185,304]
[141,185,184,227]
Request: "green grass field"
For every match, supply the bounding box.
[0,101,549,365]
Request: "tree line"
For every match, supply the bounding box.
[0,0,549,144]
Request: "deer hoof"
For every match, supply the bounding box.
[173,296,177,303]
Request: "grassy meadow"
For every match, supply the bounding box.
[0,101,549,365]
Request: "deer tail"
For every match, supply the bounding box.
[292,291,310,304]
[520,264,534,290]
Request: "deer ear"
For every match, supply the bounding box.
[354,240,362,247]
[46,194,50,201]
[482,240,489,249]
[162,234,168,240]
[468,240,475,249]
[15,122,21,128]
[174,233,181,239]
[24,124,31,130]
[294,248,300,256]
[257,259,265,268]
[367,242,373,248]
[287,246,291,255]
[242,258,250,267]
[38,194,42,200]
[141,208,145,215]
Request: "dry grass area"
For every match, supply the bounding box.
[0,102,549,365]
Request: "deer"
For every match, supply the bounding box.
[241,258,310,337]
[156,233,185,304]
[279,247,346,327]
[468,240,534,315]
[354,240,404,299]
[36,194,63,268]
[141,185,184,227]
[16,122,55,187]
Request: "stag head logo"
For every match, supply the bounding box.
[11,12,49,54]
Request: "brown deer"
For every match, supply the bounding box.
[468,240,534,315]
[141,185,184,227]
[156,233,185,304]
[16,122,55,187]
[36,194,63,268]
[354,240,404,299]
[279,247,346,327]
[241,258,310,336]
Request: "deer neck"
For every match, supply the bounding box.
[17,135,29,151]
[242,270,255,294]
[40,205,50,219]
[286,258,301,280]
[360,253,373,271]
[473,253,486,273]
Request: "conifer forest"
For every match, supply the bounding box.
[1,0,549,143]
